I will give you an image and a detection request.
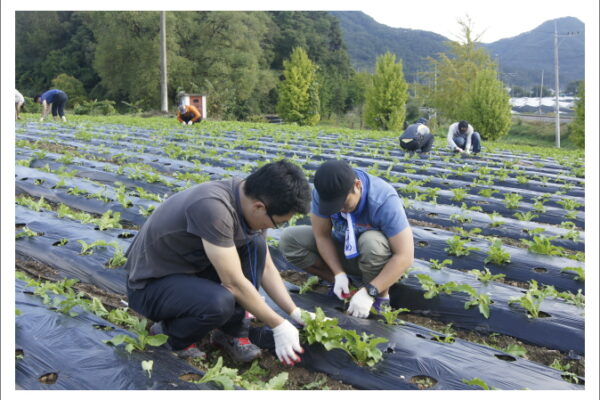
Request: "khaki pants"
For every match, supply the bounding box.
[279,225,392,284]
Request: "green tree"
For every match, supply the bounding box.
[425,17,496,121]
[51,73,87,107]
[276,47,320,126]
[461,68,512,140]
[363,52,408,131]
[569,81,585,148]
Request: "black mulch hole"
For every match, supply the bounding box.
[93,324,114,331]
[16,349,24,358]
[52,240,68,246]
[38,372,58,384]
[180,373,203,382]
[24,291,35,295]
[410,375,437,389]
[21,177,28,181]
[423,228,434,231]
[118,232,135,238]
[495,354,517,362]
[415,334,428,339]
[533,267,548,273]
[561,374,584,385]
[385,344,395,353]
[16,223,26,229]
[427,213,438,218]
[417,241,428,247]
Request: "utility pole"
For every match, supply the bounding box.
[553,21,580,148]
[538,69,544,115]
[160,11,168,113]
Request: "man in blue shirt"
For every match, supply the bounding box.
[34,89,68,122]
[280,160,414,318]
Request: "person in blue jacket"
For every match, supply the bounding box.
[34,89,69,122]
[280,160,415,318]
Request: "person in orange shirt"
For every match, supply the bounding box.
[177,104,202,125]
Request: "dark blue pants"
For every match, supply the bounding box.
[51,92,68,117]
[400,133,435,153]
[127,237,266,350]
[454,132,482,153]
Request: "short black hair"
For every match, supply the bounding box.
[34,95,42,103]
[244,160,311,216]
[458,120,469,131]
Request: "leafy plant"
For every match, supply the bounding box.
[139,205,156,217]
[95,210,123,230]
[513,211,538,221]
[484,239,511,265]
[561,267,584,282]
[445,236,478,257]
[520,235,564,256]
[450,187,468,202]
[557,198,582,211]
[301,308,387,367]
[508,280,552,318]
[298,276,320,294]
[375,304,409,325]
[16,226,39,239]
[429,258,453,270]
[503,193,522,209]
[487,211,506,227]
[462,378,497,390]
[477,188,499,198]
[468,267,506,283]
[431,323,456,343]
[103,331,168,354]
[502,344,527,358]
[450,212,472,224]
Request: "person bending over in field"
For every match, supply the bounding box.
[399,117,435,155]
[177,104,202,125]
[447,120,482,154]
[34,89,68,122]
[280,159,415,319]
[125,160,321,366]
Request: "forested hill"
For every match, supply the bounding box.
[330,11,449,80]
[482,17,585,89]
[331,11,584,89]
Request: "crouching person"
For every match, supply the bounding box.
[399,117,434,155]
[125,160,316,365]
[280,160,414,319]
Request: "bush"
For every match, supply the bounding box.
[73,100,117,115]
[51,74,87,107]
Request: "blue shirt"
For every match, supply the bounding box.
[312,169,409,242]
[41,89,65,103]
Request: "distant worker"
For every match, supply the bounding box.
[399,117,434,155]
[16,89,25,120]
[447,120,481,154]
[177,104,202,125]
[34,89,68,122]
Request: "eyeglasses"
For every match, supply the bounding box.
[258,197,280,229]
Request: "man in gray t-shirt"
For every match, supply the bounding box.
[125,160,315,366]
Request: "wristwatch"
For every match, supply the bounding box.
[364,283,379,298]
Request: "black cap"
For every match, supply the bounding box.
[458,120,469,131]
[314,160,356,215]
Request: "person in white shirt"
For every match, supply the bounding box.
[16,90,25,120]
[447,120,481,154]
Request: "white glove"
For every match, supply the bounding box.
[333,272,350,300]
[347,288,374,318]
[272,320,303,366]
[40,117,45,122]
[187,120,193,125]
[290,307,313,326]
[181,121,186,125]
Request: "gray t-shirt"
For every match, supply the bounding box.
[125,178,264,289]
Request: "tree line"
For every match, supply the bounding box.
[16,11,584,146]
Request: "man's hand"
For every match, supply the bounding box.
[347,288,374,318]
[272,320,303,366]
[40,117,45,122]
[187,120,193,125]
[455,147,464,153]
[333,272,350,300]
[290,307,314,326]
[181,121,186,125]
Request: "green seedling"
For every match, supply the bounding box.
[508,280,552,318]
[516,175,529,184]
[557,198,582,211]
[95,210,123,230]
[134,186,165,202]
[502,344,527,358]
[484,239,511,265]
[564,210,578,220]
[376,304,409,325]
[450,213,472,224]
[477,188,499,198]
[139,205,156,217]
[445,236,478,257]
[16,227,39,239]
[141,360,154,378]
[549,359,582,384]
[103,331,168,354]
[503,193,522,209]
[301,308,387,367]
[513,211,538,221]
[107,246,127,268]
[450,188,468,202]
[460,286,492,319]
[561,267,584,282]
[16,195,51,212]
[429,259,453,270]
[520,235,564,256]
[77,239,119,255]
[431,323,456,343]
[462,378,497,390]
[468,267,506,283]
[298,276,320,294]
[532,200,546,213]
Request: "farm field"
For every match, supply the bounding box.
[14,115,585,390]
